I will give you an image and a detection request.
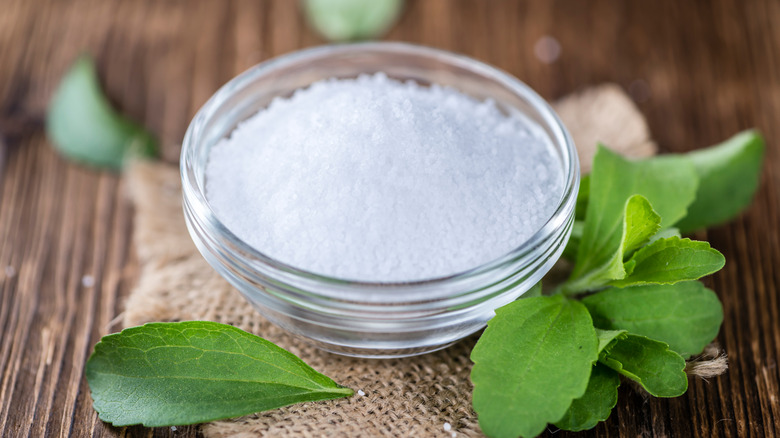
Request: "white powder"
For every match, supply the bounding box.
[81,274,95,288]
[207,73,563,282]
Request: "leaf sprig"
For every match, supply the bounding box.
[470,130,764,437]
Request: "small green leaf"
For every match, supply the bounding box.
[86,321,352,427]
[565,146,698,294]
[595,328,627,354]
[612,237,725,287]
[599,334,688,397]
[583,282,723,357]
[302,0,404,41]
[46,55,157,170]
[554,364,620,432]
[560,194,661,295]
[471,295,598,438]
[621,195,662,256]
[675,130,765,233]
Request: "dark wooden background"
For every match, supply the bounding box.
[1,0,778,436]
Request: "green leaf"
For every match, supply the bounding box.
[560,194,661,295]
[583,282,723,357]
[568,146,698,290]
[302,0,404,41]
[554,364,620,432]
[85,321,352,427]
[471,295,598,438]
[675,130,765,233]
[613,237,725,287]
[595,328,627,354]
[621,195,662,255]
[46,55,157,170]
[599,334,688,397]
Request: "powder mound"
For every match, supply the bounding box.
[206,73,564,282]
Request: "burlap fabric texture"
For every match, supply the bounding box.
[124,85,676,437]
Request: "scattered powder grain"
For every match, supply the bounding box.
[81,274,95,288]
[207,73,563,282]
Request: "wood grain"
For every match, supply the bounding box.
[0,1,777,437]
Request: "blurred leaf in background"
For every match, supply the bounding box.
[46,55,157,170]
[302,0,404,42]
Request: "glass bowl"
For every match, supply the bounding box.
[181,42,579,358]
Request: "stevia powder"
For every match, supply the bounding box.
[206,73,564,282]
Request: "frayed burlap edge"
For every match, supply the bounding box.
[121,84,722,438]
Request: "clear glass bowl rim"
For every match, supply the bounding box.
[181,41,579,295]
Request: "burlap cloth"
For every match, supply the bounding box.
[122,85,665,437]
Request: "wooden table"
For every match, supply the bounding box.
[1,1,778,436]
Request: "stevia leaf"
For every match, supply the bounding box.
[563,193,658,268]
[621,195,662,255]
[560,194,660,295]
[86,321,352,427]
[302,0,404,42]
[554,364,620,432]
[675,130,765,233]
[612,237,725,287]
[46,55,157,170]
[596,328,627,354]
[471,295,598,438]
[567,146,698,292]
[599,334,688,397]
[583,282,723,357]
